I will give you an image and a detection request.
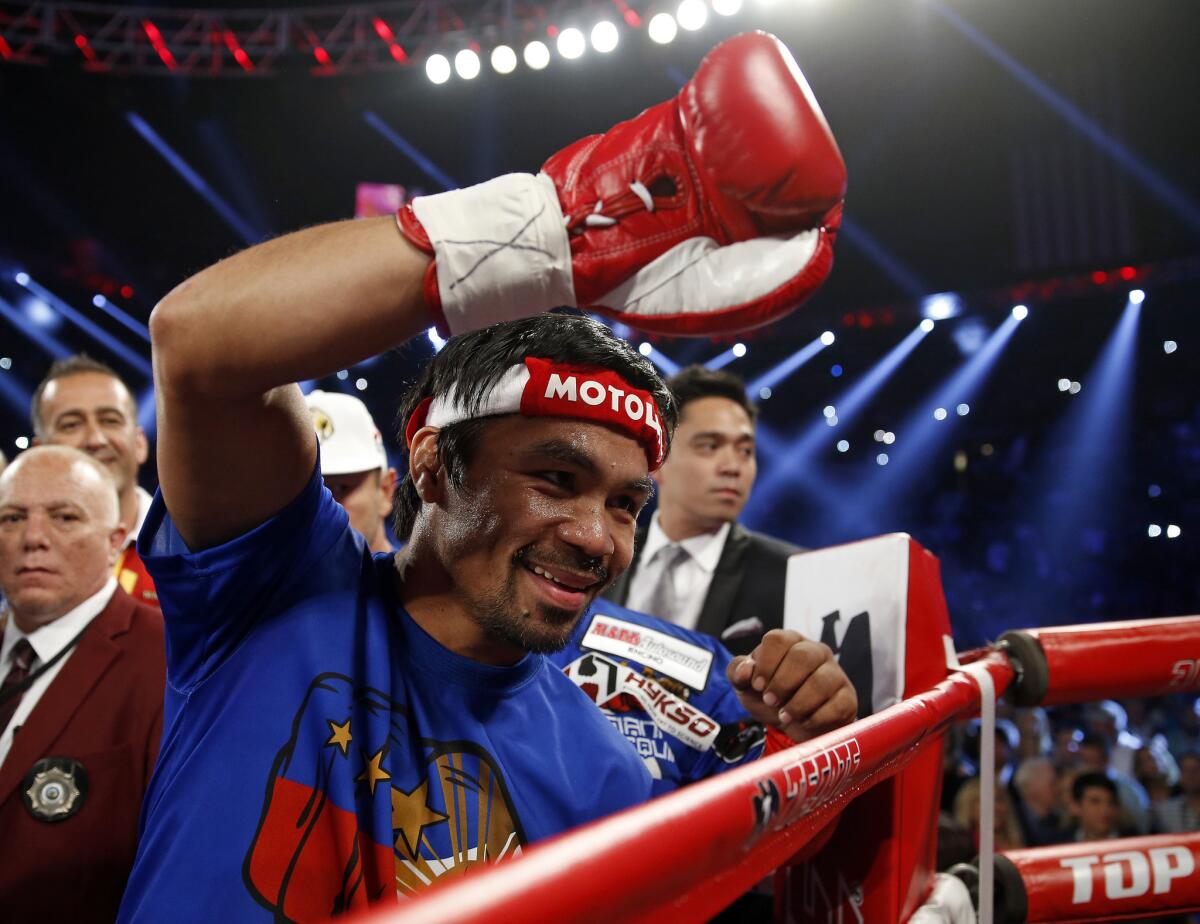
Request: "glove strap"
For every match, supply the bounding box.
[409,173,576,335]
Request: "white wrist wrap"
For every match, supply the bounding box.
[410,173,576,335]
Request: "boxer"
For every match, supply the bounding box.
[118,32,845,921]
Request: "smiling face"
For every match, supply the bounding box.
[654,396,756,539]
[35,371,148,498]
[0,447,126,631]
[416,415,652,660]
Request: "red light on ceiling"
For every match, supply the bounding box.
[1119,265,1137,281]
[1091,270,1108,284]
[223,31,254,71]
[389,44,407,63]
[624,10,642,27]
[372,17,395,42]
[142,20,178,70]
[857,312,874,329]
[120,285,134,299]
[0,35,12,60]
[312,45,332,66]
[73,34,97,62]
[546,24,559,37]
[842,312,856,327]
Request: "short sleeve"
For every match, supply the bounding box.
[137,460,359,690]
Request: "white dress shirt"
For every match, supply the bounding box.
[0,577,118,768]
[626,514,731,631]
[128,486,154,546]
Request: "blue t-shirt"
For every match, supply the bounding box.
[118,464,650,922]
[549,599,766,796]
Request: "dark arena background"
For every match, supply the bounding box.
[4,0,1196,649]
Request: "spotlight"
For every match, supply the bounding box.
[676,0,708,31]
[1057,378,1071,392]
[956,403,969,416]
[1068,381,1082,395]
[732,342,747,358]
[873,430,885,442]
[830,364,843,377]
[647,13,678,44]
[836,439,849,452]
[427,327,446,352]
[1164,340,1178,354]
[1148,524,1162,538]
[820,331,836,346]
[1012,304,1029,320]
[14,272,29,286]
[491,45,517,74]
[823,405,837,418]
[454,48,481,79]
[92,294,107,308]
[825,415,838,427]
[0,357,11,370]
[1167,524,1182,539]
[425,54,451,84]
[524,40,551,69]
[920,318,935,333]
[758,386,772,400]
[639,342,653,356]
[883,431,895,444]
[1129,289,1145,305]
[876,453,889,466]
[922,293,961,320]
[933,407,948,421]
[15,436,29,449]
[713,0,743,14]
[337,369,349,380]
[591,21,619,53]
[355,377,368,391]
[557,27,586,59]
[1148,484,1162,498]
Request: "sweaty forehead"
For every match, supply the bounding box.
[487,415,648,474]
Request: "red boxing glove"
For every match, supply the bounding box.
[399,31,845,337]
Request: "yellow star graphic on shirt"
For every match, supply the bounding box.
[392,779,447,860]
[325,718,352,757]
[357,747,391,795]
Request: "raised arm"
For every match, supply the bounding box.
[150,218,429,549]
[151,32,845,551]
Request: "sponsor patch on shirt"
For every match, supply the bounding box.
[580,614,713,691]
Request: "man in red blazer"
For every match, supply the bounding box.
[0,445,165,924]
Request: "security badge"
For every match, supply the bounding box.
[22,757,88,823]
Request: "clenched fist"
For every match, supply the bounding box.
[728,629,858,742]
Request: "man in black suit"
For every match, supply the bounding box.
[604,365,799,657]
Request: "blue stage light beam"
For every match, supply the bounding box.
[90,295,150,344]
[1025,296,1142,555]
[639,344,679,377]
[363,111,459,191]
[845,311,1025,528]
[742,323,933,523]
[840,217,928,297]
[137,384,157,438]
[747,333,831,394]
[704,344,747,372]
[931,2,1200,234]
[0,295,72,360]
[126,112,262,245]
[15,275,151,378]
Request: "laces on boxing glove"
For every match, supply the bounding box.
[564,178,678,234]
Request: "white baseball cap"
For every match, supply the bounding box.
[305,390,389,476]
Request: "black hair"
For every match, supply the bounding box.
[392,314,676,539]
[1078,731,1111,757]
[31,353,133,435]
[1072,770,1118,803]
[667,364,757,423]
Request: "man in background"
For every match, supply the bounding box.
[0,445,164,923]
[31,355,157,606]
[605,365,799,657]
[305,389,397,553]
